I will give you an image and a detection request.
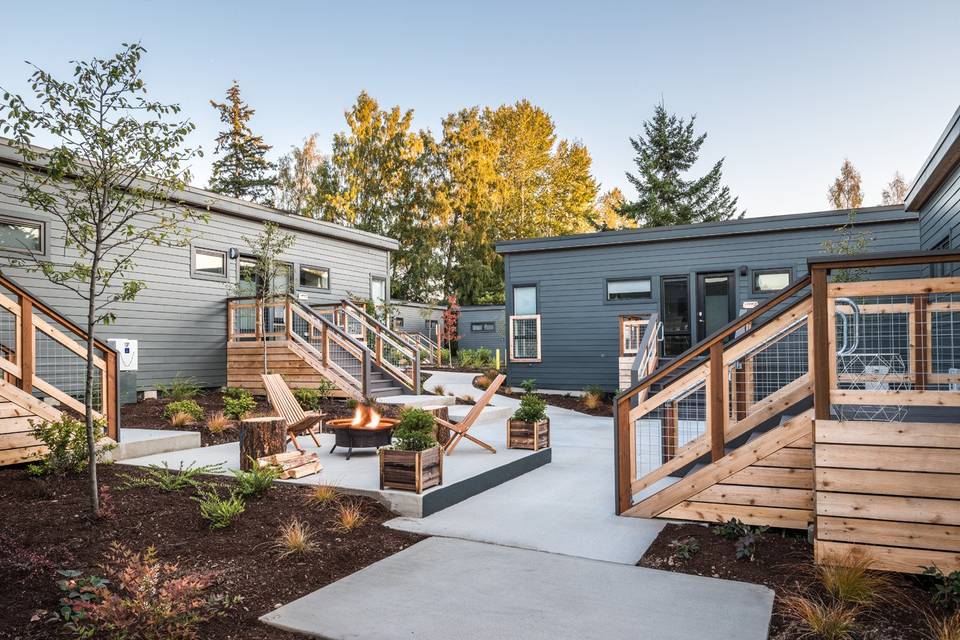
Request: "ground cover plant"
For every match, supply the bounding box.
[0,464,423,639]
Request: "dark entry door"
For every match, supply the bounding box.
[660,275,691,357]
[696,272,736,341]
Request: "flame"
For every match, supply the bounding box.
[367,409,381,428]
[350,407,364,427]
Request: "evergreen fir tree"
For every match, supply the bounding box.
[621,104,742,227]
[208,81,276,203]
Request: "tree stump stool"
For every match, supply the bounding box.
[239,416,286,470]
[422,405,451,447]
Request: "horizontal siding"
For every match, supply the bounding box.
[393,303,443,335]
[919,164,960,250]
[504,218,921,392]
[0,178,390,391]
[458,307,506,352]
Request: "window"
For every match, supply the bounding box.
[752,268,792,294]
[370,276,387,307]
[299,265,330,290]
[191,247,227,280]
[620,316,649,356]
[424,319,439,338]
[513,285,537,315]
[471,322,496,332]
[510,315,540,361]
[393,316,404,330]
[607,278,651,301]
[0,216,43,254]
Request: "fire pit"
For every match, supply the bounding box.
[327,406,397,460]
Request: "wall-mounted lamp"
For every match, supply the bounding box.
[228,247,239,260]
[739,265,748,277]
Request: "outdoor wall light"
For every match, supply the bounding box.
[229,247,239,260]
[739,265,748,276]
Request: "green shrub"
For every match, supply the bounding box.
[292,387,323,412]
[439,347,450,363]
[162,399,204,422]
[27,416,113,476]
[232,462,280,498]
[194,487,245,530]
[512,393,547,423]
[391,408,437,452]
[519,378,537,393]
[120,461,224,492]
[457,348,494,369]
[315,378,335,398]
[712,518,768,561]
[669,536,701,560]
[924,566,960,609]
[223,394,256,420]
[222,387,251,401]
[157,375,201,401]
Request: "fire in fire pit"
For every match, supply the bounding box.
[327,405,397,459]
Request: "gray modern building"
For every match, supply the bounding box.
[906,104,960,253]
[0,142,398,392]
[391,301,443,339]
[496,205,921,393]
[458,305,506,353]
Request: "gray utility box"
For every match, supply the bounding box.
[107,339,139,405]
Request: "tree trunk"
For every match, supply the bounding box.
[85,256,100,516]
[240,417,286,469]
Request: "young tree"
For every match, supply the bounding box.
[881,171,908,206]
[0,43,204,515]
[440,295,461,363]
[209,81,276,203]
[236,222,295,372]
[620,103,742,227]
[590,188,635,231]
[823,159,871,281]
[274,133,323,217]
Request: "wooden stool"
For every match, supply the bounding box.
[422,405,451,447]
[239,416,286,470]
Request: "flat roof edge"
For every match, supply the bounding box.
[904,105,960,212]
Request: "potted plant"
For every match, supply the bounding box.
[379,408,443,493]
[508,391,550,451]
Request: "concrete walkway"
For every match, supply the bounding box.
[386,371,666,564]
[261,537,775,640]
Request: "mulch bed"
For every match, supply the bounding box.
[478,378,614,417]
[121,394,393,447]
[0,464,424,640]
[640,522,943,639]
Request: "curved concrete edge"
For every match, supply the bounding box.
[260,537,775,640]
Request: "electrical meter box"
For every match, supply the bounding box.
[107,339,138,405]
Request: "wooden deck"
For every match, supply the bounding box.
[226,341,348,397]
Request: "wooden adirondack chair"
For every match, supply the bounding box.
[260,374,324,452]
[436,374,506,454]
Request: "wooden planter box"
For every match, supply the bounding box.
[379,446,443,493]
[507,418,550,451]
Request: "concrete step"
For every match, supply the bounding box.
[447,403,514,424]
[111,428,201,461]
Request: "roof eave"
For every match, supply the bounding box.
[904,105,960,213]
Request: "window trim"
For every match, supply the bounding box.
[509,314,541,362]
[471,321,496,333]
[619,315,650,356]
[370,275,387,306]
[190,245,228,282]
[0,214,45,256]
[299,264,331,291]
[750,267,793,295]
[605,276,653,302]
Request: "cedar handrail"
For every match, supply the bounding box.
[0,272,119,440]
[630,313,660,387]
[335,298,421,393]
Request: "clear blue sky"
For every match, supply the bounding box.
[2,0,959,216]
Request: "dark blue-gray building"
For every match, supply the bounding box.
[496,205,921,393]
[458,305,506,354]
[906,104,960,254]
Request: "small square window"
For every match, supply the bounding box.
[471,322,496,332]
[192,247,227,280]
[0,216,43,254]
[300,265,330,290]
[513,285,537,315]
[752,268,791,294]
[607,278,651,301]
[393,316,404,329]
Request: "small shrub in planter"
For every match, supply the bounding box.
[162,399,204,422]
[379,408,443,493]
[508,392,549,451]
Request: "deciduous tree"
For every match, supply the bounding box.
[0,43,204,515]
[827,158,864,210]
[274,134,323,216]
[209,81,276,203]
[590,188,635,231]
[881,171,908,206]
[621,104,741,227]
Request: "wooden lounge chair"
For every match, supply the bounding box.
[436,374,506,454]
[260,374,324,452]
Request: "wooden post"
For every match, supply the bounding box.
[615,397,632,515]
[376,334,383,365]
[708,342,725,462]
[811,267,830,421]
[662,402,678,463]
[321,323,329,366]
[105,350,117,440]
[914,295,928,390]
[19,297,33,394]
[239,416,286,470]
[285,298,292,340]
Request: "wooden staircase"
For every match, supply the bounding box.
[615,250,960,574]
[227,295,418,400]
